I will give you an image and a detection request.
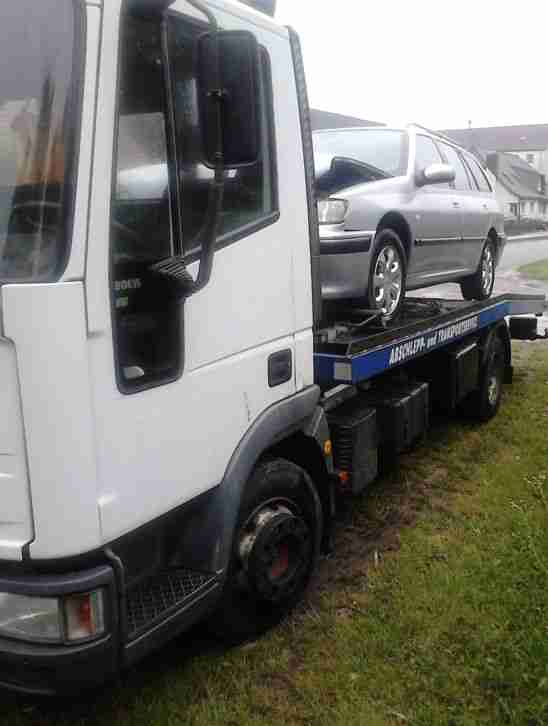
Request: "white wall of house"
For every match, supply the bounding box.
[497,183,520,218]
[496,183,548,220]
[509,149,548,176]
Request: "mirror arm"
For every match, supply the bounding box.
[149,34,225,300]
[184,0,218,28]
[193,165,224,292]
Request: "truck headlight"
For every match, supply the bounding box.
[0,590,106,644]
[317,198,348,225]
[0,593,62,642]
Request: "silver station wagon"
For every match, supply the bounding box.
[314,125,506,319]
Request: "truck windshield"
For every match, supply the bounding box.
[0,1,78,284]
[313,129,408,181]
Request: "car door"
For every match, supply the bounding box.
[463,154,494,270]
[437,142,482,274]
[407,134,463,282]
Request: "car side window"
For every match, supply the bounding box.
[414,135,443,173]
[468,157,492,192]
[438,143,470,191]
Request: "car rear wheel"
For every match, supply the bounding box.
[460,238,496,301]
[367,229,406,321]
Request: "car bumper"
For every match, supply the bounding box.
[0,565,119,695]
[319,229,374,300]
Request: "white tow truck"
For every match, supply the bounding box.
[0,0,545,694]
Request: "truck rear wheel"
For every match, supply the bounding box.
[209,458,322,644]
[461,336,505,421]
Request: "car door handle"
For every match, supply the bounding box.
[452,201,460,208]
[483,203,488,209]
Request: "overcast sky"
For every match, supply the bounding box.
[275,0,548,130]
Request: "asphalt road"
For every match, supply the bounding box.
[499,234,548,271]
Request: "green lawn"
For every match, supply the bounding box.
[3,343,548,726]
[519,258,548,282]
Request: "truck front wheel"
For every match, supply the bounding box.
[209,458,322,644]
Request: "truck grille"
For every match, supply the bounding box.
[126,569,216,638]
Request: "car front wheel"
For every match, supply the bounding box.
[367,229,406,321]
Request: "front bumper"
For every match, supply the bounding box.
[319,229,375,300]
[0,565,118,695]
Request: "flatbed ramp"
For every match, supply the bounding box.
[314,294,546,386]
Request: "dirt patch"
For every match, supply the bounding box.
[307,458,455,609]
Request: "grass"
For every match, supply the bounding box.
[2,343,548,726]
[519,258,548,282]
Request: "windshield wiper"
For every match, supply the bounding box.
[316,155,392,196]
[330,156,391,181]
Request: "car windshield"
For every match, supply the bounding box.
[313,129,407,180]
[0,0,77,284]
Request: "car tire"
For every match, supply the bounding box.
[460,238,496,301]
[208,458,322,645]
[367,229,407,321]
[460,336,505,421]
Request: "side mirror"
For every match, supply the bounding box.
[197,30,262,168]
[416,163,455,187]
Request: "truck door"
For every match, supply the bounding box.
[86,2,312,547]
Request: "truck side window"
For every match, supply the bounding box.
[168,15,278,254]
[110,15,180,393]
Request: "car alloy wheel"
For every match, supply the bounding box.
[481,243,494,296]
[372,243,403,316]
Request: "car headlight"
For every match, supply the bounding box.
[0,589,106,644]
[317,198,348,225]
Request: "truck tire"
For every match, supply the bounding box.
[461,336,505,421]
[209,458,322,644]
[367,229,407,321]
[460,238,496,301]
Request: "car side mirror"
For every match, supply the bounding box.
[416,163,455,187]
[197,30,262,168]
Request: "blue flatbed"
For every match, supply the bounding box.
[314,294,546,387]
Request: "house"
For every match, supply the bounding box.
[486,152,548,221]
[443,124,548,220]
[310,109,383,131]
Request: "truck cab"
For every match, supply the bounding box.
[0,0,325,693]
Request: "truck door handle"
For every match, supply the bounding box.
[268,350,292,387]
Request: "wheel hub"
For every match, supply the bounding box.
[238,504,312,603]
[373,244,402,316]
[487,373,499,406]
